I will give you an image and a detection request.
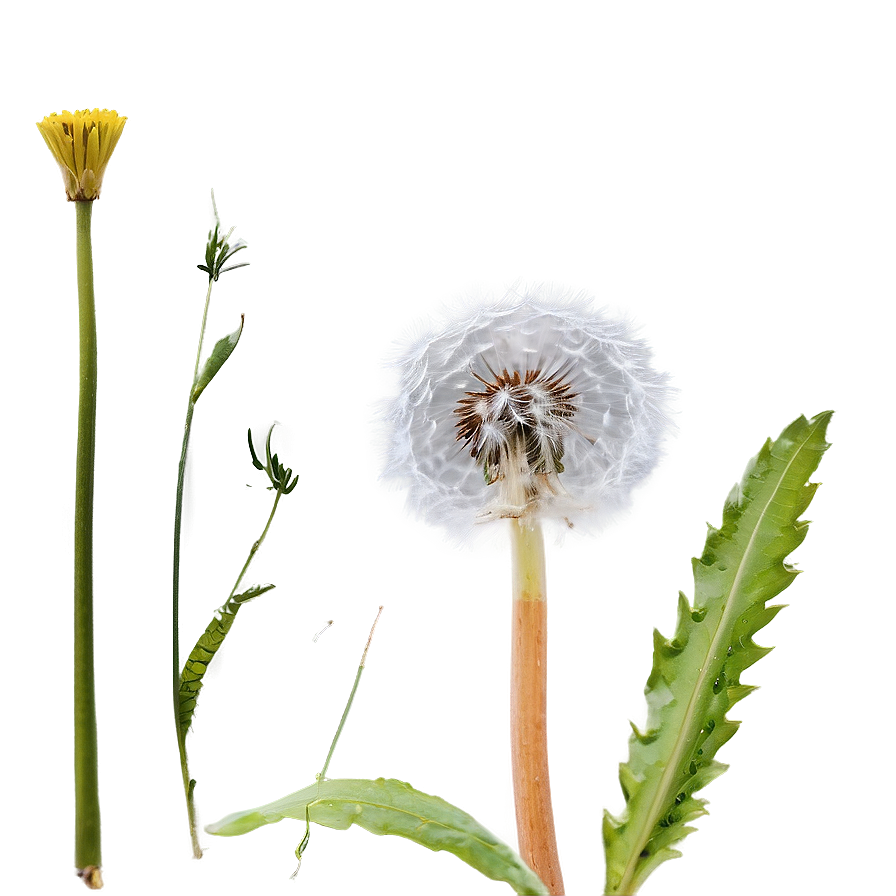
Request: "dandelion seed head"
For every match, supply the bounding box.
[384,287,674,536]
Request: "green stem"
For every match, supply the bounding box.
[320,606,383,780]
[74,200,102,888]
[171,401,196,712]
[510,519,563,895]
[290,606,382,876]
[228,488,283,601]
[176,708,201,859]
[175,490,284,859]
[171,278,215,859]
[190,278,215,388]
[171,278,215,712]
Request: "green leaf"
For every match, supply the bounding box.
[191,315,244,402]
[206,777,548,895]
[229,582,276,604]
[178,583,274,735]
[265,420,277,476]
[603,412,833,895]
[246,427,264,470]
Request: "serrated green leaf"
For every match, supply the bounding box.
[178,583,274,735]
[603,411,833,895]
[191,315,244,402]
[229,582,276,604]
[206,777,548,895]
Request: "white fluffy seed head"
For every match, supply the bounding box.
[383,287,674,537]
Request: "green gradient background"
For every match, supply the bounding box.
[1,3,889,894]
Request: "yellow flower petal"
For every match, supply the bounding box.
[36,108,127,201]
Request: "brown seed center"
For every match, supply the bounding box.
[454,367,578,486]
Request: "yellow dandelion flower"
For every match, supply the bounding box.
[36,108,127,201]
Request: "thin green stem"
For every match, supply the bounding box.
[176,713,201,858]
[175,489,283,859]
[171,278,215,712]
[190,278,215,388]
[74,200,102,889]
[227,488,283,601]
[319,606,383,781]
[510,519,563,895]
[291,607,383,876]
[171,401,196,712]
[171,278,215,859]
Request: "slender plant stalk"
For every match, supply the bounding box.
[175,665,201,856]
[171,400,196,700]
[37,109,126,889]
[73,200,102,889]
[510,519,563,895]
[176,489,283,859]
[171,278,215,712]
[190,279,215,387]
[320,606,383,780]
[227,488,284,601]
[290,607,384,876]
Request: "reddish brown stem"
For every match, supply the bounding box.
[510,521,564,894]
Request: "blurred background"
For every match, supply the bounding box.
[2,2,893,894]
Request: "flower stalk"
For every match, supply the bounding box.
[38,107,126,890]
[74,199,102,890]
[510,519,563,894]
[384,292,673,896]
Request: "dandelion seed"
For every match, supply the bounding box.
[313,621,334,643]
[385,287,673,535]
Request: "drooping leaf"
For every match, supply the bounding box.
[178,583,274,735]
[218,258,250,278]
[206,776,548,895]
[603,412,833,895]
[246,426,264,470]
[191,315,244,402]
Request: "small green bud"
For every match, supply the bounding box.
[199,190,248,281]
